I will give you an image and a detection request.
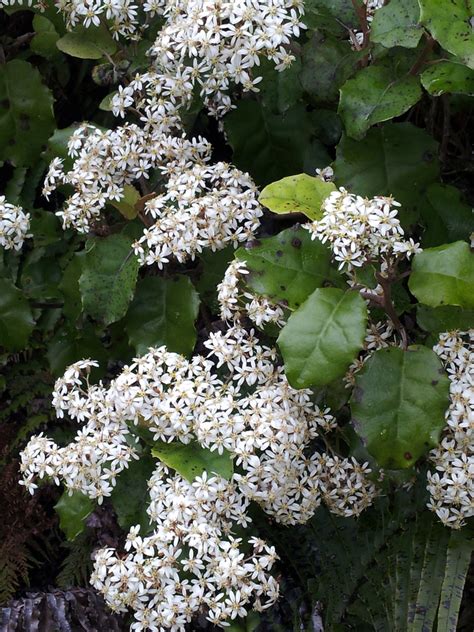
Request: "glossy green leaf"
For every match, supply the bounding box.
[419,0,474,69]
[417,304,474,334]
[302,0,359,33]
[195,246,234,313]
[56,24,117,59]
[29,209,62,247]
[235,226,341,309]
[0,60,55,167]
[47,326,108,378]
[421,183,474,246]
[421,60,474,96]
[54,490,94,541]
[0,278,35,351]
[224,101,329,185]
[110,453,155,532]
[258,57,304,114]
[338,66,422,139]
[124,276,199,356]
[31,15,60,58]
[350,346,450,469]
[333,123,439,225]
[278,288,367,388]
[409,241,474,309]
[79,234,139,325]
[300,31,361,103]
[371,0,422,48]
[152,441,233,481]
[259,174,336,219]
[60,254,84,322]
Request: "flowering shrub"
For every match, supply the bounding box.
[0,0,473,630]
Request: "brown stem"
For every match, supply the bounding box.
[375,272,408,349]
[409,35,435,76]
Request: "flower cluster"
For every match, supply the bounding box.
[20,360,138,501]
[427,330,474,529]
[146,0,306,116]
[43,124,211,232]
[217,259,286,328]
[91,463,279,629]
[0,195,31,251]
[133,163,263,267]
[306,188,422,271]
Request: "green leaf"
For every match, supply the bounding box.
[417,304,474,334]
[31,15,60,58]
[56,24,117,59]
[259,174,336,220]
[59,254,84,321]
[300,31,361,103]
[421,183,474,246]
[437,529,473,632]
[79,234,139,325]
[29,209,62,247]
[47,326,108,378]
[350,346,450,469]
[0,60,55,167]
[419,0,474,69]
[409,241,474,309]
[54,490,94,541]
[110,453,155,532]
[258,57,304,114]
[99,91,118,112]
[333,123,439,225]
[152,441,234,481]
[302,0,359,35]
[338,66,422,139]
[277,288,367,388]
[371,0,422,48]
[109,184,140,220]
[0,278,35,351]
[235,226,341,310]
[224,101,329,186]
[421,60,474,96]
[124,276,199,356]
[20,251,62,300]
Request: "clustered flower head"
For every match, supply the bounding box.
[19,268,378,629]
[306,188,422,271]
[43,124,211,232]
[91,463,280,630]
[427,330,474,529]
[133,162,263,268]
[0,195,31,251]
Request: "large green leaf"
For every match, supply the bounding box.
[371,0,422,48]
[110,453,155,532]
[277,288,367,388]
[419,0,474,69]
[420,183,474,246]
[47,326,108,378]
[259,174,336,219]
[350,346,450,469]
[338,66,422,139]
[421,61,474,96]
[417,304,474,335]
[56,24,117,59]
[235,226,341,309]
[302,0,359,33]
[195,246,234,313]
[409,241,474,309]
[79,234,139,325]
[224,100,330,185]
[300,31,361,103]
[333,123,439,225]
[0,278,35,351]
[152,441,233,481]
[31,15,60,59]
[0,60,55,167]
[258,57,304,114]
[124,276,199,356]
[54,490,94,541]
